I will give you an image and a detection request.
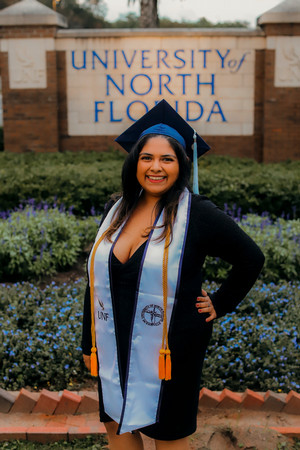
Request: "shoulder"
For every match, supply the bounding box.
[190,193,221,216]
[189,193,238,232]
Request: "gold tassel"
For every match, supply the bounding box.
[158,349,166,380]
[90,347,98,377]
[89,231,109,379]
[165,349,171,380]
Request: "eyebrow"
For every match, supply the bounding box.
[139,152,177,158]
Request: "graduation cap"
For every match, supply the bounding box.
[115,99,210,194]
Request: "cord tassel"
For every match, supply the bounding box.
[158,349,166,380]
[165,349,171,380]
[159,227,172,381]
[89,231,109,378]
[90,347,98,377]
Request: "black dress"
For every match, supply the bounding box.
[82,194,265,440]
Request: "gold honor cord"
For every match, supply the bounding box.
[89,230,109,377]
[159,228,172,381]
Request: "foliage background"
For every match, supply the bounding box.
[0,152,299,394]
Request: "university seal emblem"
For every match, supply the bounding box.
[141,304,164,326]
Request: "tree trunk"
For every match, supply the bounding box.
[139,0,158,28]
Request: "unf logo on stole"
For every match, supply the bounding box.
[97,296,109,321]
[141,304,164,326]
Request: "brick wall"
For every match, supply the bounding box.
[0,25,57,39]
[1,50,59,153]
[262,24,300,37]
[262,50,300,162]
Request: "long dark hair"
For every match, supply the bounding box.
[105,134,192,242]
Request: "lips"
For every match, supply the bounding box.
[146,175,166,183]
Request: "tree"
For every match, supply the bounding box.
[39,0,108,28]
[128,0,158,28]
[110,12,139,28]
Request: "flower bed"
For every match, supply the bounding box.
[0,278,298,393]
[1,206,299,283]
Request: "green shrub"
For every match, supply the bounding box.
[0,207,100,281]
[203,214,300,283]
[0,152,299,218]
[76,214,101,249]
[0,151,124,216]
[0,279,298,392]
[197,156,300,219]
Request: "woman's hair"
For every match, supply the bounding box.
[105,133,192,242]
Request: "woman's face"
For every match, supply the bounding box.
[136,136,180,199]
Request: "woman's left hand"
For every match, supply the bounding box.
[195,289,217,322]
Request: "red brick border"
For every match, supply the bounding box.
[0,388,299,442]
[1,388,299,415]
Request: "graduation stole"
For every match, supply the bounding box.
[88,189,191,434]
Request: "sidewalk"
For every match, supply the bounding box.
[0,387,299,447]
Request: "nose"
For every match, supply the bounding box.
[150,157,162,172]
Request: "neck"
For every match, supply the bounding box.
[139,191,161,209]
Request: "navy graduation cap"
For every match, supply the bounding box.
[115,99,210,194]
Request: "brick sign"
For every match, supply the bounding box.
[61,36,264,137]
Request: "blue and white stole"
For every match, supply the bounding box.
[88,189,191,434]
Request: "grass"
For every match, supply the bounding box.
[0,435,108,449]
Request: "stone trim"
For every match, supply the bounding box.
[56,28,265,39]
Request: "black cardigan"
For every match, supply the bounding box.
[82,194,265,355]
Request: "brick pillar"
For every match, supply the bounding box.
[258,0,300,162]
[0,0,67,152]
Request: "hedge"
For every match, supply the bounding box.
[0,152,123,216]
[0,206,100,281]
[0,152,299,218]
[0,278,298,392]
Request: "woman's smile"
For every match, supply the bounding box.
[146,175,166,183]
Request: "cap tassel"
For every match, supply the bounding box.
[90,347,98,377]
[192,129,199,195]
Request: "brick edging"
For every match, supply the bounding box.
[0,424,107,443]
[0,387,299,415]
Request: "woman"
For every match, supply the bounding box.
[82,100,265,450]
